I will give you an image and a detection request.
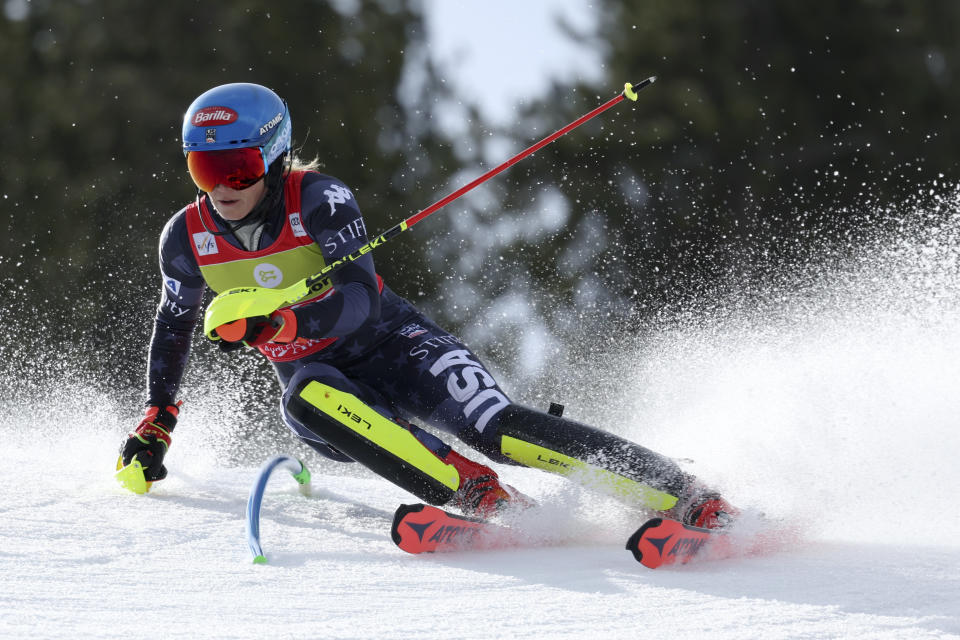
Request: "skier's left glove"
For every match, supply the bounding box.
[213,308,298,347]
[119,402,181,482]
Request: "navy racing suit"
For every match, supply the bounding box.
[148,170,511,462]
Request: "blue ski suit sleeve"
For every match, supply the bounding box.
[147,210,205,406]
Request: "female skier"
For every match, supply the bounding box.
[119,82,737,528]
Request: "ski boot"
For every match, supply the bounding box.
[444,449,534,518]
[668,486,740,530]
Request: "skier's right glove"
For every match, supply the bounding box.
[214,308,298,348]
[119,403,181,481]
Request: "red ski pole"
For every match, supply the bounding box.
[305,78,655,287]
[404,77,655,228]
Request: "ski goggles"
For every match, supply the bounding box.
[186,147,268,192]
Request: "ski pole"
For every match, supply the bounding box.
[303,77,655,294]
[204,78,656,337]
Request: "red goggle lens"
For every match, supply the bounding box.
[186,148,267,192]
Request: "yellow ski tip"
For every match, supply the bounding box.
[115,457,152,495]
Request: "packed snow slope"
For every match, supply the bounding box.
[3,190,960,639]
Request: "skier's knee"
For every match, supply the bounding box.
[287,379,459,505]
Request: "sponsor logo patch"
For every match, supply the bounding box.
[428,525,476,544]
[254,263,282,288]
[408,334,459,361]
[667,536,707,557]
[259,112,283,135]
[163,298,192,318]
[324,184,354,216]
[191,106,238,126]
[264,118,291,165]
[259,337,326,360]
[192,232,218,256]
[428,349,509,432]
[400,323,429,339]
[163,275,181,296]
[323,217,366,253]
[289,212,306,237]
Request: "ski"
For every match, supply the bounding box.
[391,503,527,554]
[394,505,798,567]
[626,516,799,569]
[626,517,726,568]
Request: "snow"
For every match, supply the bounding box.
[3,436,957,640]
[4,270,960,640]
[4,197,960,637]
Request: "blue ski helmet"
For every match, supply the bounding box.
[181,83,291,169]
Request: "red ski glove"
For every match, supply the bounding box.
[119,402,181,482]
[214,308,297,347]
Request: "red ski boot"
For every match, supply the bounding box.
[683,493,740,529]
[443,449,534,518]
[668,486,741,530]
